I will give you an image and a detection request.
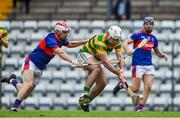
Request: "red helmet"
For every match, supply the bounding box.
[54,22,71,33]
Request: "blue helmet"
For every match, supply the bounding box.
[143,16,154,24]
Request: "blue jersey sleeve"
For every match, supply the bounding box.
[62,39,69,46]
[154,37,158,48]
[130,33,138,42]
[45,34,58,48]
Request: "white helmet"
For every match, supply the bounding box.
[54,21,71,33]
[107,26,122,41]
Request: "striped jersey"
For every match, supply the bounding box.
[28,33,69,70]
[131,29,158,66]
[0,25,8,59]
[80,34,122,59]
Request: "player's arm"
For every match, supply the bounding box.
[123,38,133,55]
[115,48,125,70]
[0,33,8,48]
[66,35,96,48]
[53,47,81,67]
[153,47,168,61]
[96,53,120,75]
[66,39,89,48]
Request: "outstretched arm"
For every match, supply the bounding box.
[53,47,82,67]
[66,39,89,48]
[154,47,168,61]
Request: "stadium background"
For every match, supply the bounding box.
[0,0,180,112]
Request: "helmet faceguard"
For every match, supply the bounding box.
[54,22,71,39]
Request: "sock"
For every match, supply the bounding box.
[83,86,90,94]
[136,104,144,110]
[10,79,19,88]
[12,99,22,109]
[88,95,94,101]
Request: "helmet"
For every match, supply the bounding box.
[107,26,122,41]
[143,16,154,24]
[54,22,71,33]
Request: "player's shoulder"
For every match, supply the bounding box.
[149,33,157,40]
[95,34,104,39]
[45,32,55,38]
[44,32,57,43]
[95,34,107,41]
[133,29,143,34]
[44,32,56,40]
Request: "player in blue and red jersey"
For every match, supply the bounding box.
[113,16,168,112]
[1,22,88,111]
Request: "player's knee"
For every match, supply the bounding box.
[101,79,108,88]
[92,67,102,74]
[145,84,152,90]
[27,80,35,89]
[132,88,139,93]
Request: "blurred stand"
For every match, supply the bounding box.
[13,0,30,14]
[111,0,131,20]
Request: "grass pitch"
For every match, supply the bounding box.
[0,110,180,118]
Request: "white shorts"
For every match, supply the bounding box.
[77,52,94,63]
[132,65,155,78]
[21,57,43,85]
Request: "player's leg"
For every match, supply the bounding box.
[79,64,101,103]
[77,52,100,96]
[89,68,107,99]
[129,65,143,93]
[129,77,141,93]
[17,70,36,99]
[83,58,102,95]
[1,73,23,92]
[135,65,155,112]
[128,65,145,106]
[135,74,154,112]
[10,58,41,111]
[78,55,101,112]
[79,66,106,112]
[11,70,36,111]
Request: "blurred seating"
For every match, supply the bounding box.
[24,97,39,109]
[1,96,11,109]
[94,97,109,110]
[53,97,67,110]
[109,97,124,111]
[173,96,180,111]
[38,97,53,110]
[32,84,46,97]
[152,96,170,111]
[66,97,79,110]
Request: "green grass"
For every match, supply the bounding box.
[0,110,180,118]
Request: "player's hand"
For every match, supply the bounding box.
[127,50,133,56]
[72,60,82,68]
[162,53,168,61]
[117,69,126,82]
